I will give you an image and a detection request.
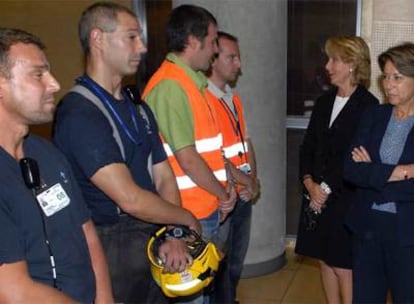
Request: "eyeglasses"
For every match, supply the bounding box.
[381,73,405,84]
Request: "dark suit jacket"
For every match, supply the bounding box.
[299,85,379,204]
[344,104,414,246]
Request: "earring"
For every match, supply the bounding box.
[349,68,353,73]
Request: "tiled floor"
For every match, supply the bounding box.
[237,243,325,304]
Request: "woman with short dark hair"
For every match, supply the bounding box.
[344,42,414,303]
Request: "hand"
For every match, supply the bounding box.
[394,164,414,181]
[307,182,329,213]
[219,187,237,222]
[158,239,193,273]
[309,199,324,213]
[246,177,261,201]
[187,213,202,236]
[238,178,260,202]
[239,187,251,202]
[351,145,372,163]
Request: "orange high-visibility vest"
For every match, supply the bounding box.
[206,90,249,170]
[142,60,226,219]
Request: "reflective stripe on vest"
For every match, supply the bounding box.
[162,133,223,156]
[222,142,248,159]
[177,169,227,189]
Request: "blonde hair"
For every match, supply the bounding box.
[325,36,371,88]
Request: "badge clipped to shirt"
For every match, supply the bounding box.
[36,183,70,217]
[238,163,252,175]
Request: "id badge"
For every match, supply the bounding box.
[238,163,251,174]
[36,183,70,217]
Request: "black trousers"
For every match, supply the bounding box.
[96,217,168,304]
[353,211,414,304]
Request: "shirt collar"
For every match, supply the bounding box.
[166,53,207,91]
[207,80,234,100]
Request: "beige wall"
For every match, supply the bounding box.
[361,0,414,102]
[374,0,414,22]
[0,0,131,138]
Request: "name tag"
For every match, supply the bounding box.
[238,163,251,174]
[36,183,70,217]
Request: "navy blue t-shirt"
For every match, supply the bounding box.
[53,76,167,225]
[0,135,95,302]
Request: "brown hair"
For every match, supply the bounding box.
[0,28,45,78]
[79,1,136,55]
[378,42,414,77]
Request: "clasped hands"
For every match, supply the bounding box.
[219,186,237,222]
[219,172,261,221]
[239,176,261,203]
[305,145,373,212]
[306,182,329,213]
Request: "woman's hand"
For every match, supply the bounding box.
[390,164,414,182]
[351,145,372,163]
[304,178,329,213]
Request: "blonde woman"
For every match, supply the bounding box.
[295,36,378,304]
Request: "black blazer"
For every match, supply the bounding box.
[299,85,379,202]
[344,104,414,246]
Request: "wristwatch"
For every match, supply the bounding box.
[165,226,184,240]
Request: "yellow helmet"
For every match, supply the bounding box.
[147,226,221,298]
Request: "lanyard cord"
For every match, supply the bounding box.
[32,187,58,288]
[218,98,248,162]
[77,77,141,145]
[20,158,57,288]
[219,98,239,135]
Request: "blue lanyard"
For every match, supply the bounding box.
[77,77,141,145]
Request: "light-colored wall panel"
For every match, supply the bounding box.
[374,0,414,22]
[370,21,414,101]
[362,0,414,102]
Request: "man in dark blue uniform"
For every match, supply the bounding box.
[53,3,200,303]
[0,28,113,303]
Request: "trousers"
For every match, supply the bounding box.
[214,198,252,303]
[353,210,414,303]
[96,216,168,304]
[173,210,220,304]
